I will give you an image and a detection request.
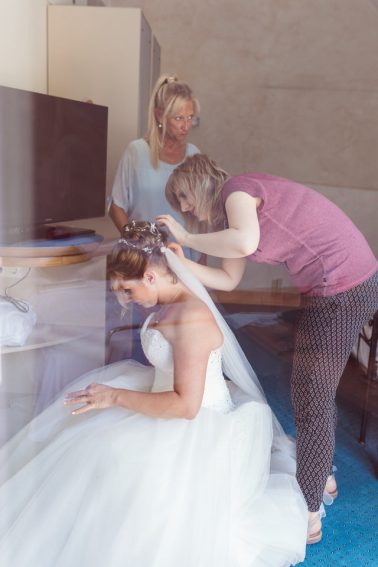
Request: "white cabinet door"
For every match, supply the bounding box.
[47,5,160,198]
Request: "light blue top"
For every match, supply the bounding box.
[110,138,199,223]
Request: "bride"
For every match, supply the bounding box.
[0,221,307,566]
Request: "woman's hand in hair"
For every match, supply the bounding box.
[167,242,186,259]
[156,214,189,246]
[168,242,207,265]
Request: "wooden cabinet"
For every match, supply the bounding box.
[47,5,161,199]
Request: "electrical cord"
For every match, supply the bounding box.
[0,268,31,313]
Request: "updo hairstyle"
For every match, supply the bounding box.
[107,221,176,284]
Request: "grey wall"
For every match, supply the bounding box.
[104,0,378,259]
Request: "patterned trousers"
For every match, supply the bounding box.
[291,272,378,511]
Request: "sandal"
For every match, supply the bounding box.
[325,474,338,501]
[307,511,322,545]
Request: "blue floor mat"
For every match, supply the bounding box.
[232,322,378,566]
[262,371,378,566]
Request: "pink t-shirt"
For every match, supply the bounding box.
[222,173,378,296]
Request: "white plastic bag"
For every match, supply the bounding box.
[0,299,37,347]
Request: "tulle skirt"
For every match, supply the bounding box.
[0,360,307,566]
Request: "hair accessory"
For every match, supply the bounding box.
[118,221,163,255]
[122,220,134,234]
[161,76,176,87]
[148,222,164,248]
[118,238,154,255]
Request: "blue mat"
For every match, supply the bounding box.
[261,370,378,566]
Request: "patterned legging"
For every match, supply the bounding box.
[291,271,378,511]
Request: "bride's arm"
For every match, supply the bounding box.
[65,305,221,420]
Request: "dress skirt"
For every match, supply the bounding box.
[0,360,307,567]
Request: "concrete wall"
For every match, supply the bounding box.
[103,0,378,267]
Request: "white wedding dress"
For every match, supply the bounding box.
[0,313,307,567]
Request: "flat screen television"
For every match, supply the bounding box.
[0,85,108,244]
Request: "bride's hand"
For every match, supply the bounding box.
[156,214,189,246]
[64,383,117,415]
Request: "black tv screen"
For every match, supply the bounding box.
[0,85,108,243]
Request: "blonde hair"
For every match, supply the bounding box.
[145,74,200,169]
[165,154,230,230]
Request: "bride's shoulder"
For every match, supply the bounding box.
[174,296,212,323]
[171,297,222,345]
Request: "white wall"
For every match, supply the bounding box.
[0,0,48,92]
[0,1,77,93]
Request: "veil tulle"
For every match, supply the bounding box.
[164,248,266,399]
[163,247,297,472]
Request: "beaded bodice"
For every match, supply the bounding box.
[141,314,234,413]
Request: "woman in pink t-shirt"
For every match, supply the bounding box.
[157,153,378,545]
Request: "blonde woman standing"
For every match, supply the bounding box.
[108,75,200,363]
[109,74,200,235]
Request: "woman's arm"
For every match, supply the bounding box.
[109,143,136,232]
[65,304,221,420]
[169,247,246,291]
[157,191,260,258]
[109,202,129,233]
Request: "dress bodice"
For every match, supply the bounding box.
[141,314,234,413]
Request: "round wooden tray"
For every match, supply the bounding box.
[0,252,94,268]
[0,240,101,258]
[0,235,106,267]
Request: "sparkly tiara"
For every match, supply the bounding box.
[118,221,163,255]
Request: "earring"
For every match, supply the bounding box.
[158,123,162,129]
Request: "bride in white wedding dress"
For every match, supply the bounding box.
[0,222,307,566]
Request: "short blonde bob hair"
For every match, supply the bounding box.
[145,74,200,169]
[165,154,229,230]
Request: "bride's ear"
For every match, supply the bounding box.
[143,270,156,286]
